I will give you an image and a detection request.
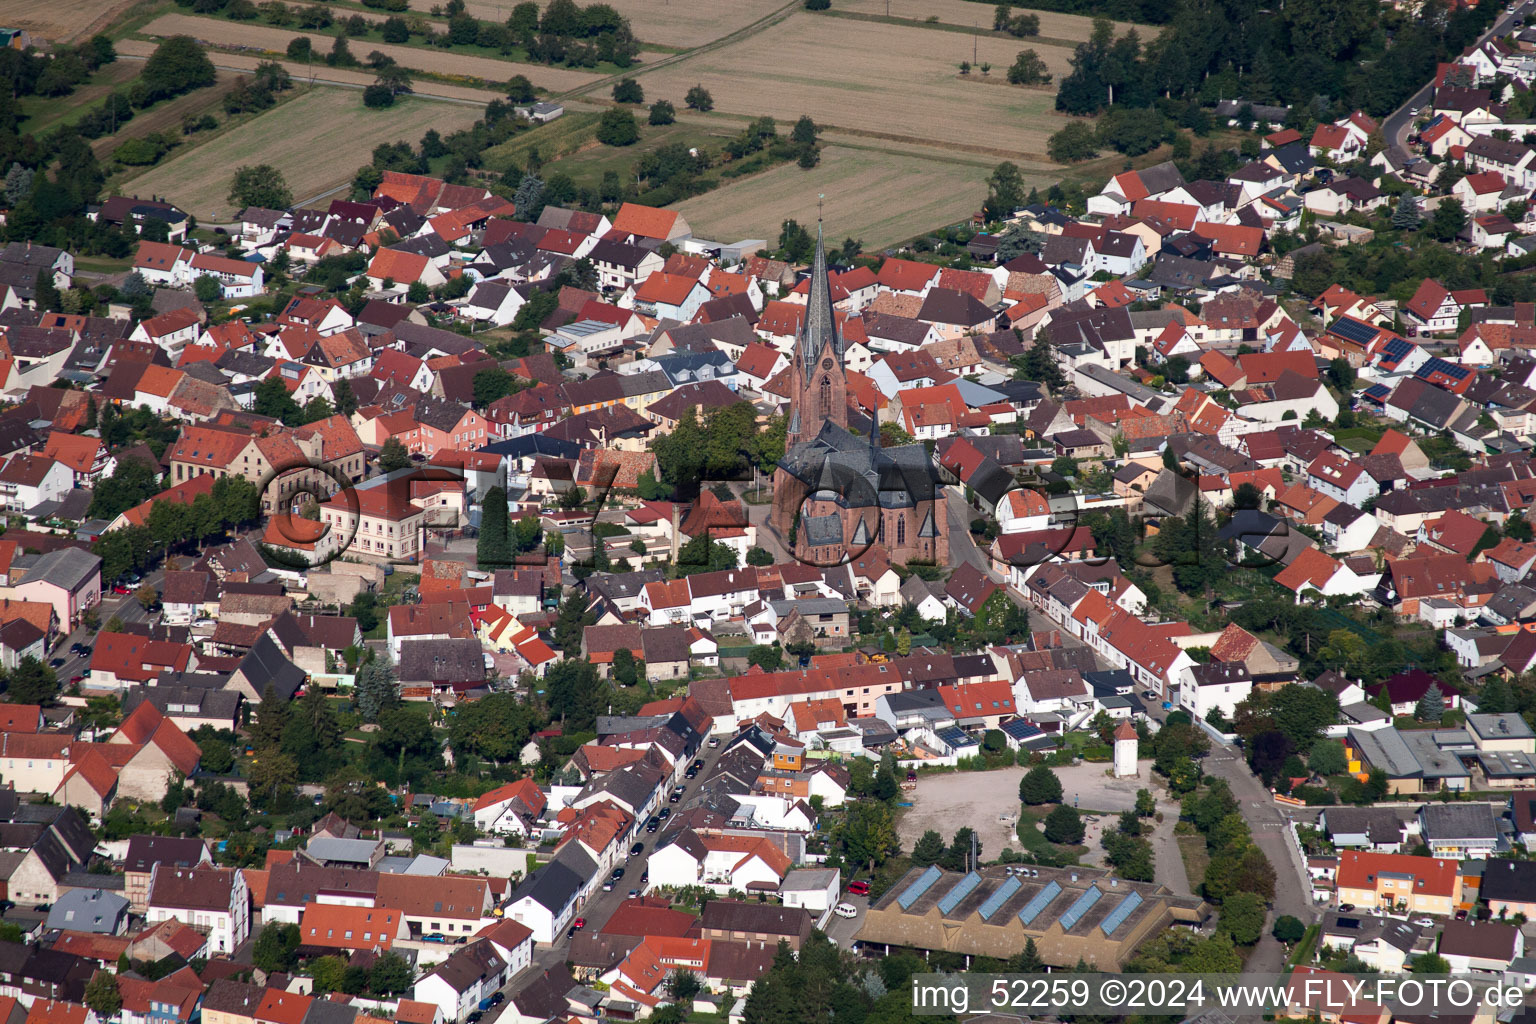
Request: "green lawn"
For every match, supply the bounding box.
[482,110,605,172]
[481,109,730,189]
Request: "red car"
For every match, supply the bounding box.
[69,675,84,685]
[847,880,870,896]
[111,584,132,595]
[572,918,586,930]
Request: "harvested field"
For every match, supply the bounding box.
[116,38,497,102]
[381,0,786,47]
[831,0,1147,42]
[673,142,1045,249]
[121,87,479,219]
[641,12,1076,156]
[138,12,603,91]
[9,0,129,41]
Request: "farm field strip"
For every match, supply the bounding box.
[830,0,1149,40]
[8,0,130,41]
[115,40,500,102]
[672,143,1034,249]
[137,12,604,91]
[119,87,480,219]
[639,13,1076,156]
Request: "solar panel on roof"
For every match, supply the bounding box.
[937,871,982,914]
[1016,880,1062,926]
[979,876,1022,921]
[1364,384,1390,398]
[1383,338,1412,357]
[1328,317,1379,346]
[1100,890,1144,936]
[897,865,943,910]
[1058,885,1102,932]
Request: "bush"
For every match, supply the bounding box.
[362,84,396,107]
[648,99,675,125]
[1272,915,1306,944]
[805,0,830,8]
[685,84,713,111]
[612,77,643,103]
[286,36,312,59]
[1042,804,1083,844]
[1019,764,1062,805]
[596,107,638,145]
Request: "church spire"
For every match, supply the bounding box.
[797,217,841,371]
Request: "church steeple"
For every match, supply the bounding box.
[798,219,842,371]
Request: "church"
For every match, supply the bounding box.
[768,224,948,568]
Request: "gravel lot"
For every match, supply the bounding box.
[897,761,1149,857]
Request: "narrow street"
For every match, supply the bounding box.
[487,737,734,1017]
[1201,744,1318,974]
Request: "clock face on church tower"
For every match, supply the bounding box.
[821,358,834,369]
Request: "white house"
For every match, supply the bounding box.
[1306,453,1379,507]
[503,845,594,944]
[997,488,1053,534]
[1176,661,1253,723]
[0,454,73,514]
[412,940,510,1024]
[459,280,527,327]
[645,828,791,895]
[145,864,250,954]
[189,253,265,298]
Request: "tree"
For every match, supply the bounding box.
[1019,332,1064,388]
[612,77,643,103]
[745,546,773,566]
[354,654,399,722]
[505,74,535,103]
[1289,247,1336,298]
[1136,788,1156,817]
[379,437,411,472]
[1019,764,1062,805]
[1478,675,1513,714]
[1309,738,1347,776]
[1043,804,1083,844]
[984,161,1025,220]
[228,164,293,210]
[685,84,713,111]
[327,33,357,66]
[792,115,819,147]
[1416,682,1445,723]
[479,486,512,567]
[836,799,898,870]
[1272,915,1306,944]
[85,972,121,1017]
[7,657,57,705]
[193,275,222,303]
[369,953,412,995]
[1008,48,1052,85]
[668,969,702,1003]
[142,35,215,102]
[1391,193,1421,230]
[545,658,603,732]
[363,84,397,108]
[1219,892,1266,945]
[287,36,313,59]
[648,99,675,125]
[911,829,945,866]
[1429,197,1468,242]
[252,922,301,972]
[596,108,639,146]
[1411,952,1451,974]
[3,164,34,208]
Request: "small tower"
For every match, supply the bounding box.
[1113,719,1139,779]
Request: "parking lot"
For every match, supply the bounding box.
[897,762,1146,856]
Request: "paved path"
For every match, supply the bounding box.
[1202,744,1315,974]
[1149,793,1192,897]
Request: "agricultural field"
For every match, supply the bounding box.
[592,0,791,48]
[96,70,241,159]
[9,0,131,41]
[137,12,604,91]
[832,0,1147,44]
[113,38,499,102]
[121,87,480,219]
[481,106,731,184]
[673,142,1031,249]
[639,12,1077,157]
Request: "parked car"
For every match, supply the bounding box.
[490,994,505,1007]
[1455,909,1469,920]
[629,842,644,858]
[1413,917,1434,928]
[708,738,720,748]
[628,889,640,898]
[657,808,670,821]
[611,867,625,882]
[834,903,858,919]
[640,870,648,884]
[1338,904,1355,913]
[602,880,615,892]
[572,918,586,930]
[847,880,870,896]
[690,759,704,772]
